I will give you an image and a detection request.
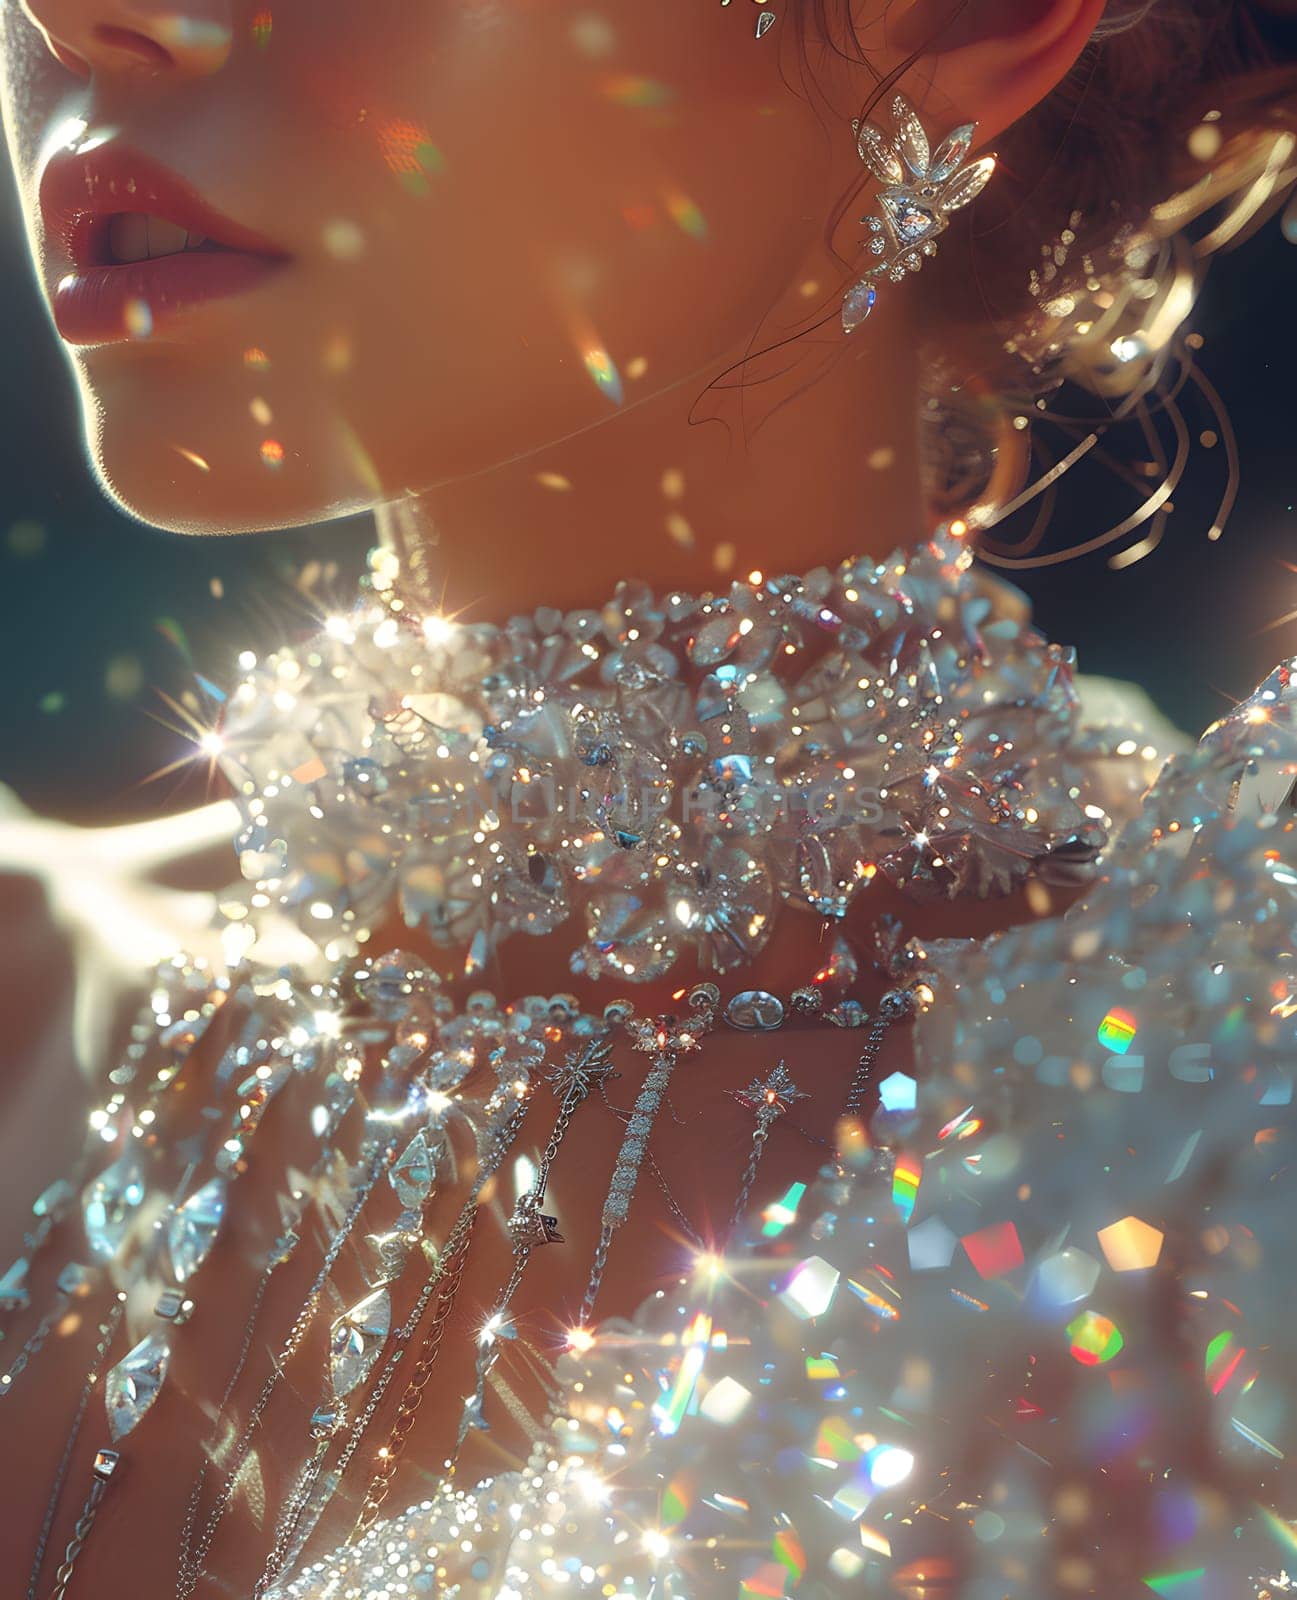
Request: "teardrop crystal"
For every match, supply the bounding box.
[329,1286,392,1399]
[841,279,877,335]
[105,1331,171,1441]
[168,1178,227,1284]
[82,1154,147,1262]
[389,1131,435,1211]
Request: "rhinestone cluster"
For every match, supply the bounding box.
[218,527,1108,983]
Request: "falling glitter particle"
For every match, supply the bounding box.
[583,348,624,406]
[772,1526,807,1583]
[1098,1007,1138,1053]
[376,120,444,197]
[124,297,153,339]
[891,1153,921,1221]
[104,655,144,701]
[961,1220,1024,1279]
[173,446,210,473]
[663,189,708,240]
[779,1256,840,1320]
[1097,1215,1164,1272]
[1205,1330,1248,1394]
[154,617,191,660]
[760,1181,805,1237]
[243,347,271,371]
[1067,1309,1124,1365]
[322,219,366,261]
[260,439,285,469]
[7,518,46,557]
[652,1312,712,1436]
[251,9,271,47]
[601,74,674,109]
[1142,1570,1207,1596]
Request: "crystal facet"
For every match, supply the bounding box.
[329,1286,392,1399]
[879,192,940,247]
[388,1130,435,1211]
[82,1153,147,1262]
[168,1177,227,1285]
[105,1331,171,1441]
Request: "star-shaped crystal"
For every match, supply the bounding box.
[545,1033,618,1102]
[626,1011,711,1057]
[730,1061,808,1119]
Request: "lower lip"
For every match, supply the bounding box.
[52,251,286,346]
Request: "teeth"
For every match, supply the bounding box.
[147,216,188,256]
[106,214,215,264]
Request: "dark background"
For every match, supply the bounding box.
[1,175,1295,826]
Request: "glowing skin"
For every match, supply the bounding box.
[1,0,1104,614]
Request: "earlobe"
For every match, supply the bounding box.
[886,0,1108,141]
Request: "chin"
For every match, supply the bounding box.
[76,360,385,537]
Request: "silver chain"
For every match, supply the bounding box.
[842,990,913,1117]
[29,1300,123,1600]
[175,1144,393,1600]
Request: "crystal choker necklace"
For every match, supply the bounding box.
[217,523,1105,983]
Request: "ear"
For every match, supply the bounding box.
[883,0,1108,141]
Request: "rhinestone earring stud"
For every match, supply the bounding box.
[842,93,998,333]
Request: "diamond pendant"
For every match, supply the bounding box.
[168,1177,227,1284]
[329,1286,392,1399]
[388,1130,435,1210]
[105,1330,171,1441]
[83,1153,147,1262]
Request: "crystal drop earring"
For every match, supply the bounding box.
[842,93,998,334]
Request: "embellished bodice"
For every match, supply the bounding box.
[276,665,1297,1600]
[6,528,1293,1600]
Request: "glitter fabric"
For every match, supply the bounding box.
[276,664,1297,1598]
[217,529,1139,983]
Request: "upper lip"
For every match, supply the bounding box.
[38,142,289,273]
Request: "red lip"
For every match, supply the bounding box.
[39,144,290,346]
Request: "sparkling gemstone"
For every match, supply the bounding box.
[168,1178,227,1285]
[329,1286,392,1399]
[724,989,786,1031]
[105,1331,171,1441]
[388,1130,436,1211]
[880,191,940,246]
[82,1154,147,1262]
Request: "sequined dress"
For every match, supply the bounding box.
[7,528,1297,1600]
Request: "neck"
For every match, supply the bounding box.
[373,286,928,622]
